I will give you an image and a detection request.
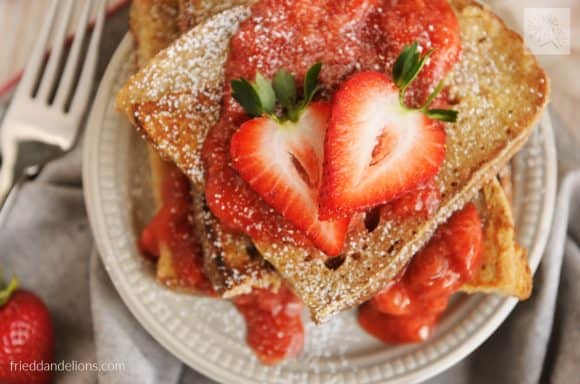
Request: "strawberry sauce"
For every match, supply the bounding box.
[359,204,483,343]
[139,166,213,293]
[233,287,304,364]
[202,0,460,249]
[138,167,304,361]
[385,180,442,220]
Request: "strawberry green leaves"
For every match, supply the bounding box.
[302,62,322,107]
[393,42,431,90]
[272,70,297,110]
[253,73,276,114]
[231,44,456,123]
[0,267,18,307]
[393,42,458,123]
[272,69,299,121]
[231,63,322,123]
[231,78,265,117]
[231,71,279,117]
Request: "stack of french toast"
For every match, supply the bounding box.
[118,0,548,364]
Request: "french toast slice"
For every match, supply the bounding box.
[131,0,202,291]
[175,2,531,301]
[462,178,532,299]
[131,0,279,296]
[119,0,546,321]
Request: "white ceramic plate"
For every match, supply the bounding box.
[83,35,557,384]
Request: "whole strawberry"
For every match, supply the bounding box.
[0,274,54,384]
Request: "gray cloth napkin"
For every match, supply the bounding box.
[1,6,579,384]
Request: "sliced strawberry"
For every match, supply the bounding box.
[230,102,350,256]
[320,71,446,219]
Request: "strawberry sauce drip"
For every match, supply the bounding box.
[202,0,460,248]
[233,286,304,364]
[358,204,483,343]
[139,166,213,293]
[139,167,305,363]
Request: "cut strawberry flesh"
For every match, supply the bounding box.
[203,112,308,245]
[320,71,446,218]
[231,103,350,256]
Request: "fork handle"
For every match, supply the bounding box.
[0,177,21,226]
[0,149,21,226]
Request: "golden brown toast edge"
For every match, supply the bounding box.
[130,0,180,69]
[178,0,255,33]
[131,0,205,291]
[462,178,532,299]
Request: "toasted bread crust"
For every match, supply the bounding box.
[179,0,254,33]
[120,0,547,321]
[131,0,203,291]
[192,195,281,297]
[462,179,532,299]
[130,0,180,68]
[116,7,250,188]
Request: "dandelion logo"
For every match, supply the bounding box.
[524,8,570,55]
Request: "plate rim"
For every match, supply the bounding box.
[83,33,558,384]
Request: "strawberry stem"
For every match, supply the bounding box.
[392,42,457,123]
[0,276,18,307]
[232,63,322,123]
[420,80,444,112]
[287,106,300,123]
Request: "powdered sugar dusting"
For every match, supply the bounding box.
[128,7,250,101]
[180,0,255,32]
[118,7,251,187]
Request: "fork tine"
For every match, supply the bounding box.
[15,0,59,98]
[53,0,94,109]
[37,0,75,102]
[69,0,106,116]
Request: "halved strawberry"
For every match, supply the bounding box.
[319,71,446,219]
[230,102,350,256]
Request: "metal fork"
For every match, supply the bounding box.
[0,0,105,221]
